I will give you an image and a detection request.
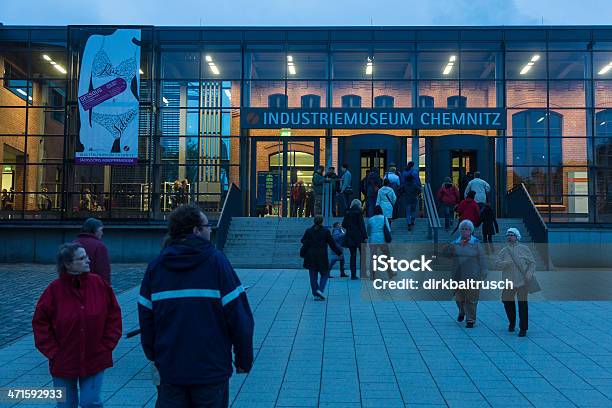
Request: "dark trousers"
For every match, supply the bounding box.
[309,269,329,296]
[366,195,377,217]
[348,246,360,278]
[157,381,229,408]
[440,204,454,230]
[483,233,494,253]
[503,286,529,331]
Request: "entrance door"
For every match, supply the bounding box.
[451,150,477,198]
[360,149,386,199]
[250,138,319,217]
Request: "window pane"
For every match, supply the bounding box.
[332,81,371,108]
[245,51,285,80]
[287,81,327,108]
[418,52,459,80]
[372,51,413,80]
[373,81,412,108]
[460,51,498,80]
[595,138,612,167]
[247,81,285,108]
[332,52,371,80]
[418,81,460,108]
[161,52,200,79]
[460,81,497,108]
[505,51,546,80]
[593,52,612,79]
[548,52,588,80]
[201,52,241,79]
[31,48,68,79]
[0,108,26,134]
[549,81,586,108]
[506,81,547,108]
[594,81,612,108]
[285,52,327,80]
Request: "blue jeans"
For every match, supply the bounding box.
[53,370,104,408]
[440,204,454,230]
[309,269,329,296]
[329,251,345,274]
[405,199,419,225]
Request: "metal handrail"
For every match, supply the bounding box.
[506,183,550,268]
[423,183,442,243]
[215,183,242,251]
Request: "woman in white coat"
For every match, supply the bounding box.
[376,178,397,220]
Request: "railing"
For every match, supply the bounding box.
[506,183,550,268]
[322,180,334,227]
[422,183,442,244]
[214,183,242,251]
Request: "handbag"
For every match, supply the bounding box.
[300,230,310,258]
[508,249,541,294]
[383,217,392,243]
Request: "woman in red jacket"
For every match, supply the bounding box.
[437,177,461,231]
[32,243,122,408]
[453,190,481,234]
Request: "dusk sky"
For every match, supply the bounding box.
[3,0,612,26]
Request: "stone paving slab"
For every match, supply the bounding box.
[1,268,612,407]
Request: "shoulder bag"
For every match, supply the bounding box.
[508,249,541,293]
[383,217,392,243]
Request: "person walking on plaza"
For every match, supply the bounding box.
[437,177,460,231]
[445,219,488,328]
[464,171,490,210]
[479,203,499,253]
[342,199,368,280]
[301,215,342,300]
[32,243,122,408]
[401,173,421,231]
[290,180,306,217]
[366,205,394,279]
[328,222,348,278]
[366,168,382,217]
[496,228,536,337]
[312,165,325,216]
[138,204,254,406]
[339,163,352,216]
[74,218,111,285]
[453,191,480,234]
[376,179,397,222]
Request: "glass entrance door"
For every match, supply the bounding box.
[251,138,319,217]
[451,150,477,199]
[360,149,387,199]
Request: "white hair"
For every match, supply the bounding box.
[458,219,474,233]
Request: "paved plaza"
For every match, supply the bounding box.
[1,266,612,407]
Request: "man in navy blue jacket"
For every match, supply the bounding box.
[138,204,254,407]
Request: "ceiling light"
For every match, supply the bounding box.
[288,64,296,75]
[520,55,540,75]
[42,55,51,61]
[224,89,231,100]
[287,55,293,62]
[53,64,67,74]
[16,88,27,96]
[598,62,612,75]
[536,116,545,123]
[139,69,144,75]
[49,61,56,65]
[162,97,169,104]
[205,55,213,62]
[365,58,373,75]
[600,121,607,126]
[209,64,220,75]
[442,56,456,75]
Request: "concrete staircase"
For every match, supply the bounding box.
[223,217,546,269]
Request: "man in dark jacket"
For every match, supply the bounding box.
[138,204,254,407]
[312,165,325,216]
[301,215,342,300]
[74,218,111,284]
[365,168,382,217]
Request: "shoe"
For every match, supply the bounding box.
[508,324,516,332]
[316,290,326,300]
[328,275,334,279]
[466,321,474,328]
[313,295,323,301]
[518,330,527,337]
[351,276,359,280]
[340,272,348,278]
[407,224,412,231]
[457,314,465,322]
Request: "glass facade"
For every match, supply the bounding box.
[1,26,611,223]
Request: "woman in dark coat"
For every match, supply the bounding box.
[301,215,342,300]
[479,202,499,253]
[342,199,368,280]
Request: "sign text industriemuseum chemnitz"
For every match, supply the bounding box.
[241,108,506,130]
